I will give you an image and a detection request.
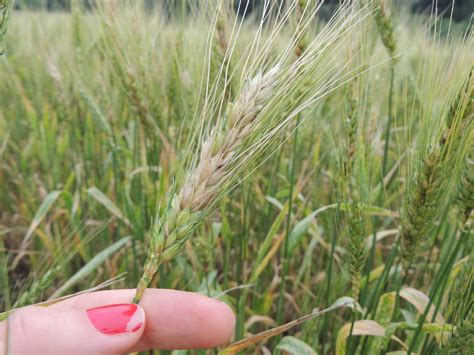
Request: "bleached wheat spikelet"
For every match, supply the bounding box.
[180,64,279,210]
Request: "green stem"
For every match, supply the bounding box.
[364,236,400,318]
[276,115,301,327]
[0,235,10,311]
[407,228,464,354]
[360,223,378,305]
[382,65,395,177]
[322,199,342,347]
[235,184,250,340]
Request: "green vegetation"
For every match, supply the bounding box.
[0,1,472,354]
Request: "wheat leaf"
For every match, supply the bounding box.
[87,187,131,226]
[331,296,363,313]
[399,287,444,324]
[50,236,131,298]
[276,336,318,355]
[219,302,351,354]
[22,190,62,248]
[336,320,386,355]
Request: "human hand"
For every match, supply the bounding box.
[0,289,235,354]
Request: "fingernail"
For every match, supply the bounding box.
[86,304,144,335]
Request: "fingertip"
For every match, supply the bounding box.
[199,298,236,347]
[134,289,236,350]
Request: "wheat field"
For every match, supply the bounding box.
[0,1,473,354]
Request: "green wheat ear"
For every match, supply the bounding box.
[0,0,14,55]
[445,256,473,353]
[458,155,474,229]
[456,70,473,230]
[209,2,235,102]
[400,68,473,271]
[342,79,366,301]
[370,0,397,59]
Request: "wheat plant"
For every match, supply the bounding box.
[134,2,368,303]
[1,1,473,353]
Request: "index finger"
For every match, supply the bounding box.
[53,288,235,351]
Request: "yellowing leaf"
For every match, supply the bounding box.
[336,320,406,355]
[399,287,444,324]
[220,301,352,354]
[336,320,385,355]
[368,292,396,352]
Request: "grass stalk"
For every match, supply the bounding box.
[382,65,395,176]
[276,114,301,327]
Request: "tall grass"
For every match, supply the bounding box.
[0,1,472,353]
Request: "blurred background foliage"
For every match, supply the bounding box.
[13,0,474,22]
[1,1,473,353]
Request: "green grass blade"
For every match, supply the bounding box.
[50,236,131,298]
[87,187,131,227]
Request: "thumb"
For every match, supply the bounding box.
[0,303,145,355]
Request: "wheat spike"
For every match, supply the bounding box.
[400,68,473,270]
[370,0,397,59]
[133,65,280,303]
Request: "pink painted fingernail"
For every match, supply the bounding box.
[86,304,144,335]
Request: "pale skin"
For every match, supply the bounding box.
[0,289,236,354]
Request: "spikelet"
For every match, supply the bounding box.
[441,69,473,151]
[339,13,366,299]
